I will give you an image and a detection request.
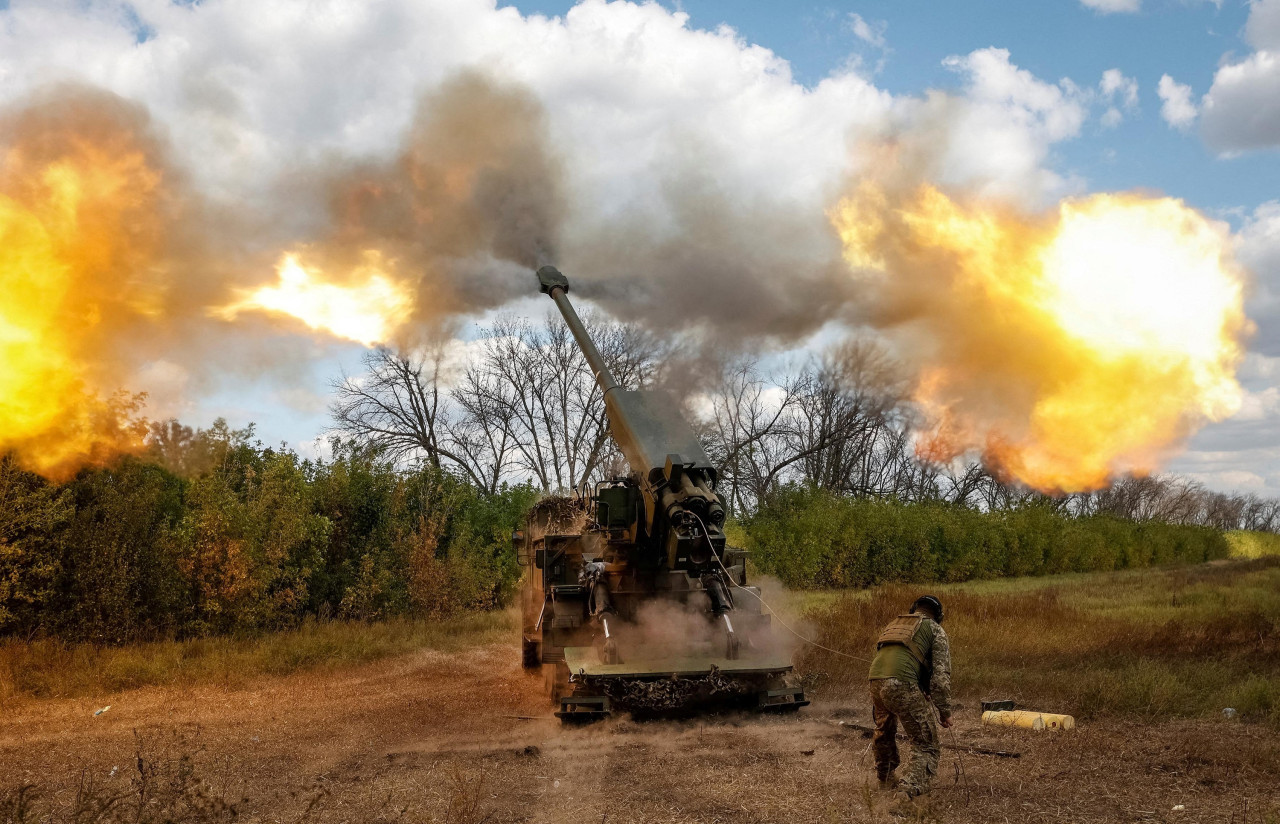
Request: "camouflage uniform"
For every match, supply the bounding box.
[867,617,952,797]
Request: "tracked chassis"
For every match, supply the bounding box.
[519,514,808,722]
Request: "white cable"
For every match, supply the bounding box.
[692,512,871,664]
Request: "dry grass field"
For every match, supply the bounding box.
[2,559,1278,824]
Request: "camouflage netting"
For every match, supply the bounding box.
[527,495,589,541]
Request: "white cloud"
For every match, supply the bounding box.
[1200,0,1280,152]
[1100,69,1139,107]
[936,48,1089,202]
[1246,0,1280,49]
[1242,351,1280,380]
[0,2,1094,227]
[1239,201,1280,275]
[1232,386,1280,421]
[0,0,904,215]
[848,13,887,49]
[1183,469,1269,491]
[1079,0,1142,13]
[1098,68,1138,128]
[1201,52,1280,152]
[1157,74,1198,130]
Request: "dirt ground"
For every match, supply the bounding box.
[2,641,1277,824]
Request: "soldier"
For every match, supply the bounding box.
[867,594,952,803]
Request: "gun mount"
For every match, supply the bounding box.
[518,266,808,721]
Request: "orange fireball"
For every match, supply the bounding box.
[0,118,165,478]
[215,251,413,347]
[831,182,1248,493]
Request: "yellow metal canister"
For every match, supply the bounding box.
[981,710,1075,731]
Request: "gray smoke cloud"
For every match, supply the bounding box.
[562,163,859,347]
[284,71,567,328]
[246,70,863,358]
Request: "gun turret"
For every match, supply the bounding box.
[536,266,728,579]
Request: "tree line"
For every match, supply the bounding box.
[0,311,1271,643]
[334,312,1280,533]
[0,423,535,643]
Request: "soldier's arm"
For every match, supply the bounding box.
[929,624,953,721]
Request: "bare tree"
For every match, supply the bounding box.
[701,359,805,513]
[454,314,660,493]
[444,362,523,494]
[332,313,661,496]
[330,320,1280,530]
[789,340,924,499]
[330,346,506,490]
[702,339,955,511]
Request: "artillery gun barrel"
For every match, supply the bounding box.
[537,266,618,394]
[535,264,727,574]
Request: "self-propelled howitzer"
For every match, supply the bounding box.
[518,266,808,720]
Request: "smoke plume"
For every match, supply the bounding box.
[0,67,1255,492]
[0,74,565,476]
[292,71,566,325]
[562,163,858,345]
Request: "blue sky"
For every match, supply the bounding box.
[0,0,1277,494]
[520,0,1273,211]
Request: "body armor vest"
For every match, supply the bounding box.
[876,614,928,665]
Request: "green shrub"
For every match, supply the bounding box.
[1227,530,1280,559]
[0,428,539,644]
[744,486,1229,588]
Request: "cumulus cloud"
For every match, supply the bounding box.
[1171,351,1280,495]
[1247,0,1280,49]
[935,48,1088,202]
[1232,385,1280,421]
[1201,0,1280,152]
[1079,0,1142,13]
[1157,74,1198,130]
[1099,68,1139,128]
[1170,208,1280,494]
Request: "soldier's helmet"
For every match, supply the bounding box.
[910,595,944,624]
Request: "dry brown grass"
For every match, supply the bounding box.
[0,610,514,705]
[798,558,1280,725]
[3,560,1280,823]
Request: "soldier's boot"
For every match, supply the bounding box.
[891,788,936,819]
[888,791,915,818]
[877,773,899,791]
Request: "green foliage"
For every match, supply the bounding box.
[0,423,537,644]
[59,459,186,643]
[0,418,1243,647]
[0,457,70,635]
[745,485,1229,588]
[1226,529,1280,559]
